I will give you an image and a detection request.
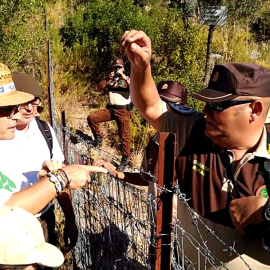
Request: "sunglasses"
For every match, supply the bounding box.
[0,104,21,117]
[207,99,255,112]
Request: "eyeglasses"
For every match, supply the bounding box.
[206,99,255,112]
[0,104,21,117]
[20,100,40,110]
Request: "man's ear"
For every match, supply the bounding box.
[250,100,263,122]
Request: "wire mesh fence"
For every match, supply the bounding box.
[72,176,154,270]
[54,124,270,270]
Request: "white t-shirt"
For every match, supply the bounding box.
[108,91,131,106]
[0,118,64,214]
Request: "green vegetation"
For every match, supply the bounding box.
[1,0,270,151]
[2,1,270,268]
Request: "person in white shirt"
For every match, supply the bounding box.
[0,64,107,252]
[1,72,77,250]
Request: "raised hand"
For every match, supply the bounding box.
[120,30,152,70]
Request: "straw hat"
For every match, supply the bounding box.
[0,206,64,267]
[0,63,34,106]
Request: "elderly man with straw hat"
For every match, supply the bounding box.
[0,62,107,215]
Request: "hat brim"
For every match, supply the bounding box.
[113,65,123,67]
[159,93,182,103]
[0,90,34,107]
[192,88,237,102]
[26,242,64,268]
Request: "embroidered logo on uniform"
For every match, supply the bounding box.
[192,160,209,176]
[162,84,168,90]
[256,185,269,198]
[212,72,219,82]
[0,172,16,192]
[221,177,234,193]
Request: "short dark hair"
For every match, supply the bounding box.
[0,265,27,270]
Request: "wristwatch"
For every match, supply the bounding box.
[263,199,270,222]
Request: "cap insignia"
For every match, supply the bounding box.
[162,84,168,90]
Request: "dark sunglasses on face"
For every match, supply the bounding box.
[206,99,255,112]
[0,104,21,117]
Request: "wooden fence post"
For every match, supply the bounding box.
[155,132,176,270]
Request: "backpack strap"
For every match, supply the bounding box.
[36,117,53,159]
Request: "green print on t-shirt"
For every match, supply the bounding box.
[0,172,16,192]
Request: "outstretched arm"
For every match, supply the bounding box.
[4,164,108,215]
[120,30,164,130]
[94,159,148,186]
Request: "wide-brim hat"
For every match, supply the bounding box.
[0,64,34,106]
[157,81,188,103]
[12,72,43,98]
[192,62,270,102]
[0,206,64,267]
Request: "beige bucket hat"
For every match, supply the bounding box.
[0,206,64,267]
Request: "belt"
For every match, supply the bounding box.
[107,104,128,109]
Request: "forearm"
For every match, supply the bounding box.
[130,64,163,130]
[4,164,108,215]
[110,169,148,186]
[4,177,56,215]
[121,172,149,186]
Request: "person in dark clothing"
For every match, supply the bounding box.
[87,58,131,171]
[120,29,270,233]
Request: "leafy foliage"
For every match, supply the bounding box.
[1,0,270,151]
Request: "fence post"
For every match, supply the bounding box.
[155,132,176,270]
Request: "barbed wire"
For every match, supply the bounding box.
[54,124,259,270]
